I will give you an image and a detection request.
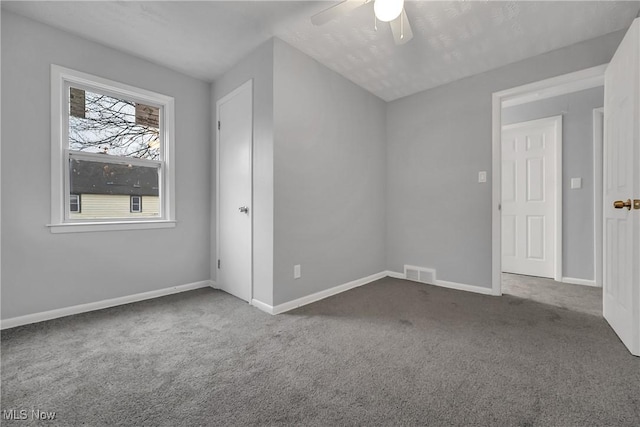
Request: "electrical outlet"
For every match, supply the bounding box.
[294,264,301,279]
[478,171,487,183]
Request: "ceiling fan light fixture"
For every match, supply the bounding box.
[373,0,404,22]
[374,0,404,22]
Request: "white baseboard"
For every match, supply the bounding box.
[250,298,275,315]
[434,279,497,295]
[386,271,498,296]
[1,280,214,330]
[252,271,388,315]
[561,277,600,287]
[385,270,405,279]
[3,267,501,327]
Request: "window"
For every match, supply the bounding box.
[130,196,142,213]
[50,65,175,233]
[70,194,81,213]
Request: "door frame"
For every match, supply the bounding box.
[215,79,254,301]
[501,115,563,281]
[491,64,608,295]
[593,107,604,288]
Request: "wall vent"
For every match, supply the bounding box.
[404,265,436,285]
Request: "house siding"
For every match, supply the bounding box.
[70,195,160,219]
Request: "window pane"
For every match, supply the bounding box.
[70,194,80,212]
[131,196,142,213]
[69,158,160,219]
[69,87,160,160]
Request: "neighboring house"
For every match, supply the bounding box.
[69,158,159,219]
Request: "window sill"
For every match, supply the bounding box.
[47,220,177,234]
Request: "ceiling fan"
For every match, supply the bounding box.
[311,0,414,45]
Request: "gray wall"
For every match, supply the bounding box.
[502,87,604,281]
[272,39,387,305]
[212,40,275,305]
[1,12,212,319]
[1,9,627,319]
[386,30,624,289]
[212,39,387,307]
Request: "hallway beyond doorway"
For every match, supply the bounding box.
[502,273,601,317]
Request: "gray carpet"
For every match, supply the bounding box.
[2,277,639,426]
[502,273,603,317]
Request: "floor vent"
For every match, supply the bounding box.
[404,265,436,285]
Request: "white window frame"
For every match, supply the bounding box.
[49,65,176,233]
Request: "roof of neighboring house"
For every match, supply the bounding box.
[70,158,159,196]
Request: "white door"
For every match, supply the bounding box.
[502,116,562,279]
[603,18,640,356]
[217,80,253,302]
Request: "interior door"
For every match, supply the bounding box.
[217,80,253,302]
[502,116,561,279]
[603,18,639,356]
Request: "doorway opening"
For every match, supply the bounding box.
[491,65,607,312]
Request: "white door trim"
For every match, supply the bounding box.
[593,107,604,288]
[491,64,607,295]
[501,115,563,281]
[215,79,254,302]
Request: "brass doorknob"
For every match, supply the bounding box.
[613,199,632,210]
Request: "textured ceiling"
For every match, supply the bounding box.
[3,1,639,101]
[281,1,640,100]
[0,1,328,84]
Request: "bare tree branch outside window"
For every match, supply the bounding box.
[69,88,160,160]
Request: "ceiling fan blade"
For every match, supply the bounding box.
[311,0,369,26]
[389,9,413,45]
